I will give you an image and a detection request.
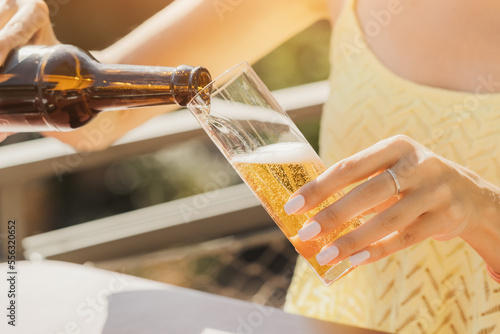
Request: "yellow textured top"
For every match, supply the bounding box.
[284,0,500,333]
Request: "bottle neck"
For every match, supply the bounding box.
[87,63,211,112]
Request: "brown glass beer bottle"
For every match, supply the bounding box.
[0,44,211,132]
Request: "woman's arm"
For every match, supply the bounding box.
[100,0,328,71]
[44,0,329,150]
[285,135,500,275]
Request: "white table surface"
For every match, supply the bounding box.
[0,260,388,334]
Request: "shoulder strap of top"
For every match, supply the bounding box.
[336,0,356,22]
[332,0,358,35]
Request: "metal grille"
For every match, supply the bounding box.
[95,228,298,308]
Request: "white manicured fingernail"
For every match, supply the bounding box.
[316,246,339,266]
[349,250,371,266]
[284,195,305,214]
[298,221,321,241]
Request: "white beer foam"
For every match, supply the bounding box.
[231,142,321,164]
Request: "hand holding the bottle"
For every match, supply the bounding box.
[0,0,58,65]
[0,0,58,142]
[285,135,500,274]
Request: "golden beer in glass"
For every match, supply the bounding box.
[188,63,362,285]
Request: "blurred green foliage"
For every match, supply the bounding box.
[254,20,331,90]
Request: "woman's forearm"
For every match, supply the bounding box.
[100,0,328,75]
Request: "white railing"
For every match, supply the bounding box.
[0,80,329,262]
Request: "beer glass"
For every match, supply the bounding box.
[187,63,362,286]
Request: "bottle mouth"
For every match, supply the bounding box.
[172,65,212,106]
[190,66,212,106]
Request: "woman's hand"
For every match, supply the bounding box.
[0,0,58,142]
[0,0,58,64]
[285,135,500,273]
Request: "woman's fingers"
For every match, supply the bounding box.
[317,212,443,267]
[0,0,52,63]
[347,213,444,265]
[297,170,403,241]
[0,0,18,31]
[284,135,422,215]
[314,191,430,266]
[361,196,399,215]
